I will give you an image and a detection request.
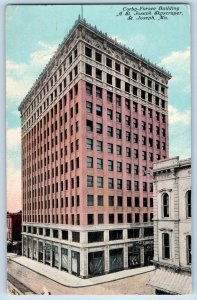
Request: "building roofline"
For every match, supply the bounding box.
[18,16,172,112]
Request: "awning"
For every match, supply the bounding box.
[148,268,192,295]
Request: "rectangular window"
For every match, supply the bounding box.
[85,64,92,76]
[88,231,104,243]
[107,73,112,85]
[162,233,170,259]
[86,82,93,95]
[115,62,121,72]
[125,67,130,77]
[116,112,121,123]
[116,78,121,89]
[126,147,131,157]
[143,198,148,207]
[134,149,138,159]
[97,177,103,188]
[132,71,137,80]
[98,195,103,206]
[108,143,113,153]
[127,197,132,207]
[109,230,123,241]
[135,213,140,223]
[125,82,130,93]
[108,160,113,171]
[85,46,92,57]
[128,228,140,238]
[107,126,113,137]
[108,178,114,189]
[186,235,192,264]
[87,156,93,168]
[126,132,131,141]
[116,128,122,139]
[96,105,103,117]
[107,108,113,120]
[116,94,121,106]
[97,158,103,169]
[96,68,102,80]
[87,138,93,150]
[143,213,148,222]
[127,180,131,190]
[97,140,103,152]
[126,163,131,174]
[86,120,93,132]
[143,182,147,191]
[125,115,131,126]
[96,87,102,98]
[133,86,138,96]
[133,133,138,143]
[144,227,154,237]
[109,196,114,206]
[98,214,104,224]
[87,195,94,206]
[96,123,103,134]
[87,176,93,187]
[72,232,80,243]
[117,145,122,155]
[118,196,122,206]
[125,98,130,109]
[62,230,68,240]
[106,57,112,68]
[117,179,122,189]
[107,91,113,102]
[86,101,93,113]
[87,214,94,225]
[135,197,139,207]
[95,52,102,62]
[109,214,114,223]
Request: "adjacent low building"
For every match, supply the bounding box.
[7,211,22,242]
[148,157,192,294]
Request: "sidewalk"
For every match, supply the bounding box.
[9,255,155,288]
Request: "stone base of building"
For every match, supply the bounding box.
[22,223,154,278]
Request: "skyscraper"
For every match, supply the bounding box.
[18,18,171,278]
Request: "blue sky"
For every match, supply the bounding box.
[6,4,191,212]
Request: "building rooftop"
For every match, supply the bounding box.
[18,16,172,111]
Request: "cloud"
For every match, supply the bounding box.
[159,47,190,87]
[30,41,57,66]
[168,105,191,126]
[6,41,58,104]
[6,127,21,151]
[112,34,146,51]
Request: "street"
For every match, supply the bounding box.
[7,258,154,295]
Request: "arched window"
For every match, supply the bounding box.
[186,190,191,218]
[162,193,169,217]
[162,233,170,259]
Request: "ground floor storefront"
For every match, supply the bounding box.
[22,234,153,278]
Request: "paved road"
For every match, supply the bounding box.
[7,259,154,295]
[7,273,36,295]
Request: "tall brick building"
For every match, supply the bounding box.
[18,18,171,278]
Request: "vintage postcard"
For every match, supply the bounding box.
[6,3,191,295]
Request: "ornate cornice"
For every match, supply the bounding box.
[18,17,171,113]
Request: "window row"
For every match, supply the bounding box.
[85,64,166,108]
[87,195,153,207]
[84,46,166,94]
[87,176,153,191]
[162,233,191,265]
[162,191,191,218]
